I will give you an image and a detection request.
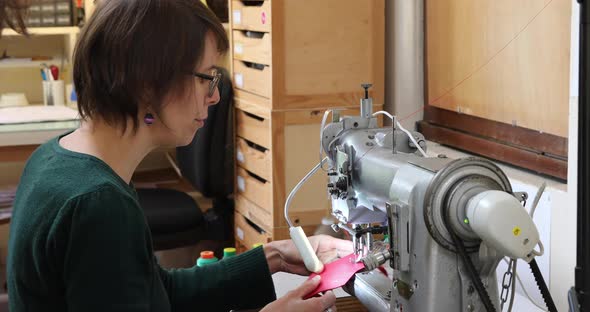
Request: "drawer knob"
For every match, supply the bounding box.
[234,73,244,88]
[237,149,245,163]
[233,10,242,24]
[237,176,246,192]
[236,226,244,240]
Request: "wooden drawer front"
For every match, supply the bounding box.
[232,0,271,32]
[235,211,272,248]
[235,195,273,232]
[236,137,272,181]
[236,108,271,148]
[233,60,271,98]
[236,166,272,209]
[233,30,271,65]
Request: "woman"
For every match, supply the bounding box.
[7,0,351,311]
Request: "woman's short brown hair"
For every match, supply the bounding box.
[73,0,229,132]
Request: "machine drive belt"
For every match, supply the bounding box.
[443,200,496,312]
[449,229,497,312]
[529,259,558,312]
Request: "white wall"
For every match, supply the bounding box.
[385,1,580,309]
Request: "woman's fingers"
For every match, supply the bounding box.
[293,275,321,298]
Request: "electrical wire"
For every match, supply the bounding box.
[372,110,394,120]
[530,182,547,218]
[284,157,329,228]
[372,111,428,157]
[397,122,428,157]
[319,110,333,171]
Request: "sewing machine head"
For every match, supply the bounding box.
[321,84,428,259]
[318,84,545,311]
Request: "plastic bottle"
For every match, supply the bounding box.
[223,247,237,259]
[196,251,218,267]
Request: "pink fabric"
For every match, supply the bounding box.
[304,254,365,299]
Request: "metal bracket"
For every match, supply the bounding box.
[513,191,529,203]
[394,279,414,300]
[391,202,410,272]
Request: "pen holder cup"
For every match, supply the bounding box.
[42,80,65,106]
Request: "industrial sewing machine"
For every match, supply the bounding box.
[287,84,555,312]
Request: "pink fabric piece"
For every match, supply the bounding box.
[304,253,365,299]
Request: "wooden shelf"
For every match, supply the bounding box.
[1,26,80,37]
[0,59,68,69]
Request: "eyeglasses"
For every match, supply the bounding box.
[193,68,222,97]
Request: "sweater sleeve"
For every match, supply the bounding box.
[57,186,155,312]
[157,246,277,312]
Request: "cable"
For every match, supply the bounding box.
[284,157,329,228]
[397,122,428,157]
[530,182,547,218]
[319,110,333,171]
[372,111,428,157]
[501,258,548,311]
[372,110,394,120]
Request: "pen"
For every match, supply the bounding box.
[50,65,59,80]
[46,68,54,81]
[41,63,53,81]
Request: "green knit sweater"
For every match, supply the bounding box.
[7,133,276,311]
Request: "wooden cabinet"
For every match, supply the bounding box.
[229,0,385,111]
[229,0,385,249]
[232,30,272,65]
[233,98,383,248]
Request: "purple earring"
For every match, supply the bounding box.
[144,113,155,125]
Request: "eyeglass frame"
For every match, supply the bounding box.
[192,69,222,97]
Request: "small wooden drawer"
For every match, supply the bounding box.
[233,59,271,98]
[233,30,272,65]
[235,194,273,232]
[236,137,272,181]
[235,211,272,248]
[236,166,272,209]
[231,0,271,32]
[229,0,385,110]
[236,108,271,148]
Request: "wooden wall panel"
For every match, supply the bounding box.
[426,0,571,137]
[280,0,385,105]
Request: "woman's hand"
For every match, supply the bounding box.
[260,275,337,312]
[264,234,353,275]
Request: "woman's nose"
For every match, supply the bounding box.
[208,87,221,106]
